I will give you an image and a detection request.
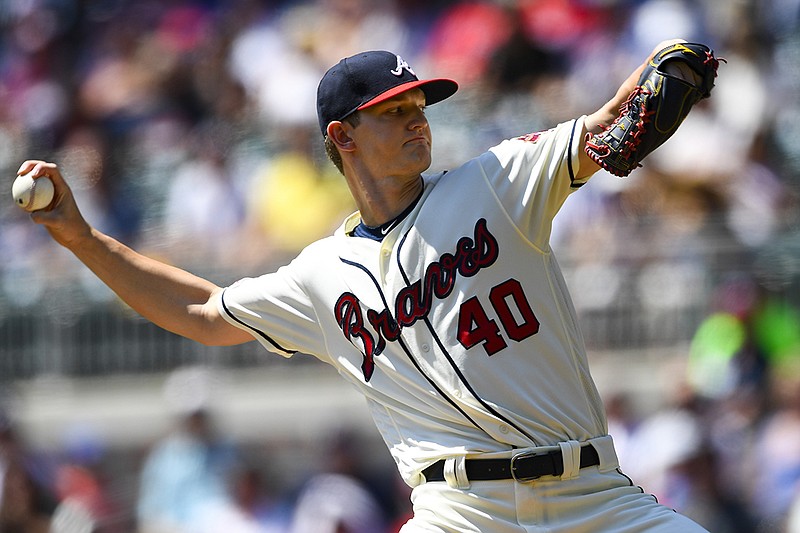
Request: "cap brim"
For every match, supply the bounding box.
[357,78,458,111]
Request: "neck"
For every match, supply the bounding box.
[346,173,424,227]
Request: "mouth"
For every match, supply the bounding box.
[405,136,429,146]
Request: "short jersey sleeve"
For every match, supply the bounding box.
[217,253,328,359]
[481,116,591,248]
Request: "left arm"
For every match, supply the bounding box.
[576,39,687,180]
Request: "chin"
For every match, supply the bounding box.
[415,158,432,175]
[417,149,432,171]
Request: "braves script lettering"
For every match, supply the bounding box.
[334,218,499,380]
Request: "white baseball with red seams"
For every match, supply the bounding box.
[12,172,55,211]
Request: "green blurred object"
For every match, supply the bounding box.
[687,312,746,398]
[753,299,800,367]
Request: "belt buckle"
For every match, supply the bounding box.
[510,449,560,482]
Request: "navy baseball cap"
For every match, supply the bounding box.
[316,50,458,136]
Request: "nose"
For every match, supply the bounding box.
[409,109,428,131]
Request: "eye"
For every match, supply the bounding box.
[382,101,426,116]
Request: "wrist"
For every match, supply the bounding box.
[55,220,96,251]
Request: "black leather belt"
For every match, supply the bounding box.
[422,444,600,483]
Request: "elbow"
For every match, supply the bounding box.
[189,319,254,347]
[187,291,251,346]
[194,333,223,347]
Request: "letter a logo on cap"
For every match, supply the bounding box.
[390,55,415,77]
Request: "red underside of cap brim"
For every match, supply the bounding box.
[357,78,458,110]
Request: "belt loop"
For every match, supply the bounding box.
[591,435,620,473]
[558,440,581,480]
[443,456,471,489]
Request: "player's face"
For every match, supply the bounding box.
[351,89,432,180]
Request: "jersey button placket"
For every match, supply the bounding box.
[378,242,394,282]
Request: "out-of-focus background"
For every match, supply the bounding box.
[0,0,798,531]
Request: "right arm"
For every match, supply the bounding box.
[17,160,253,346]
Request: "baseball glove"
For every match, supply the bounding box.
[584,42,724,177]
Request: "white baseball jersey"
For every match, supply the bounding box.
[218,117,607,487]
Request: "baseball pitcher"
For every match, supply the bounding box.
[17,39,722,532]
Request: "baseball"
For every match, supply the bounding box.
[12,172,55,211]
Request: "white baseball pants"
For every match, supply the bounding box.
[400,436,708,533]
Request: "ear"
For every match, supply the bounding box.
[327,121,356,152]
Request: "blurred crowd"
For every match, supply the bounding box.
[0,0,797,286]
[1,0,800,531]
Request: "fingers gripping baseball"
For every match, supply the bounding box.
[15,160,91,248]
